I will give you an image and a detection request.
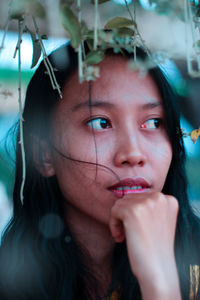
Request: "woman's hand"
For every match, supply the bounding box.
[109,192,182,300]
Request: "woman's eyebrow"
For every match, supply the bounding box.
[72,99,162,112]
[141,101,162,110]
[72,100,115,112]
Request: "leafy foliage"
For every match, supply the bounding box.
[9,0,45,20]
[105,17,136,29]
[84,50,105,64]
[59,3,82,49]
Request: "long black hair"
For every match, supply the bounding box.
[0,43,199,300]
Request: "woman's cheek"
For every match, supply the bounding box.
[143,133,172,159]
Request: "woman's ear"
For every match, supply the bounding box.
[33,140,56,178]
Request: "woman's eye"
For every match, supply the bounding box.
[141,118,163,129]
[87,118,112,130]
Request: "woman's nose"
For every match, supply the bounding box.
[113,133,147,168]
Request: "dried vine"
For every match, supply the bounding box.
[16,18,26,204]
[32,16,62,97]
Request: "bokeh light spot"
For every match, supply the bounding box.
[38,213,64,239]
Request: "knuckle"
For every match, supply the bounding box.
[130,203,145,219]
[167,195,179,211]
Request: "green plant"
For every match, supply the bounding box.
[1,0,200,204]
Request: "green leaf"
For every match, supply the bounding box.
[60,0,74,5]
[91,0,110,4]
[26,27,42,68]
[85,29,105,40]
[26,0,46,18]
[105,17,136,29]
[86,39,94,51]
[116,27,135,37]
[84,50,105,65]
[9,0,45,19]
[9,0,25,19]
[60,4,81,49]
[81,21,89,38]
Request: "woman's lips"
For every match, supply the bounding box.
[108,177,151,198]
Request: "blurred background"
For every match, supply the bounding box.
[0,0,200,235]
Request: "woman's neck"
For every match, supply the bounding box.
[64,202,115,272]
[64,203,115,297]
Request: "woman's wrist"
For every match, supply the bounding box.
[140,279,182,300]
[138,262,182,300]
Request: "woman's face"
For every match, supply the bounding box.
[49,55,172,226]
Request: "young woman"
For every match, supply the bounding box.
[0,44,199,300]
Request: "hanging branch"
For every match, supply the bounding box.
[14,18,26,58]
[184,0,192,75]
[16,17,26,205]
[188,0,200,71]
[93,0,98,50]
[132,0,137,62]
[78,44,83,83]
[77,0,83,82]
[32,16,62,98]
[124,0,151,58]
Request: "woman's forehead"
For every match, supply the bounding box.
[59,55,162,110]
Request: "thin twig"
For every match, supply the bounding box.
[185,0,192,75]
[0,17,10,52]
[124,0,151,58]
[38,39,57,89]
[94,0,98,50]
[134,44,136,62]
[188,0,200,71]
[17,18,26,205]
[133,1,137,62]
[82,40,86,60]
[32,16,62,98]
[125,0,134,22]
[77,0,81,23]
[78,46,83,83]
[13,17,25,58]
[133,0,136,21]
[77,0,83,82]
